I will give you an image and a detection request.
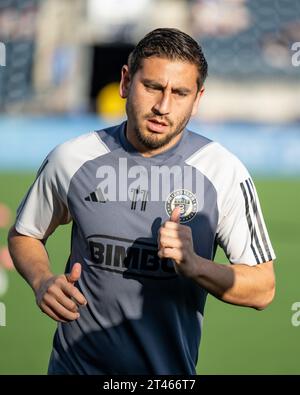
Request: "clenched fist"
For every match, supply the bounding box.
[35,262,87,322]
[158,207,198,278]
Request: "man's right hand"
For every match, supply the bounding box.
[35,263,87,322]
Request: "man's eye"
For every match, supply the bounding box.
[176,92,187,97]
[144,84,159,91]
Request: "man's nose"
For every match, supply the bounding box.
[152,91,171,115]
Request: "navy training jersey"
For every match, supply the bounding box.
[15,122,276,374]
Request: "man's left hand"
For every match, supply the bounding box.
[158,207,198,278]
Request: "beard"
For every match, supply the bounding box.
[126,97,191,150]
[134,120,184,150]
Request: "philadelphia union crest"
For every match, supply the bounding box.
[165,189,198,223]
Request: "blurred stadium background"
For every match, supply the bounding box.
[0,0,300,374]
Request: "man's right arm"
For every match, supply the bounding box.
[8,227,87,322]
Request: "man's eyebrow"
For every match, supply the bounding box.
[172,87,192,95]
[142,79,164,89]
[142,79,192,94]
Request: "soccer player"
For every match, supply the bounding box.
[8,28,276,375]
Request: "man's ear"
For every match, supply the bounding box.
[119,65,131,99]
[191,86,205,117]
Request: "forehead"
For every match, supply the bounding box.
[136,56,198,89]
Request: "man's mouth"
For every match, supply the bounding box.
[146,118,169,133]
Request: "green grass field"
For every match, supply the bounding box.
[0,172,299,374]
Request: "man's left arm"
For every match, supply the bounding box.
[183,255,275,310]
[158,207,275,310]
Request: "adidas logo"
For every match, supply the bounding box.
[84,187,107,203]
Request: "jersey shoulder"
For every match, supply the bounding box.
[185,131,250,184]
[48,131,108,166]
[95,123,124,152]
[35,130,110,195]
[51,122,125,166]
[185,133,252,216]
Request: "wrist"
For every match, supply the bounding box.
[179,252,203,280]
[188,253,207,279]
[31,271,54,294]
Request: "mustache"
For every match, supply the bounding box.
[144,113,173,127]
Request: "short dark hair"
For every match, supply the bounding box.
[128,28,208,90]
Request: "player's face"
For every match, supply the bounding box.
[120,57,204,151]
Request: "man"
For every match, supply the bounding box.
[8,28,276,375]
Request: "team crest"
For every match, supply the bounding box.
[165,189,198,223]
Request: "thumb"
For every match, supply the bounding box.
[66,262,82,284]
[170,206,181,223]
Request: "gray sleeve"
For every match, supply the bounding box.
[15,154,71,240]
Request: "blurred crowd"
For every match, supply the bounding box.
[0,0,299,122]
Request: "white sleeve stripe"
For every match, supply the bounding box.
[240,181,266,264]
[247,179,273,261]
